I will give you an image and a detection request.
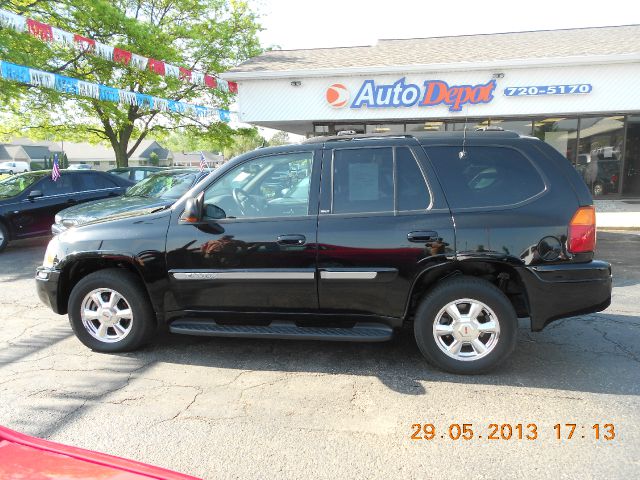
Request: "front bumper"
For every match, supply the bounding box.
[35,267,65,314]
[517,260,612,331]
[51,223,67,235]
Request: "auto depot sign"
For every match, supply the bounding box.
[326,77,497,111]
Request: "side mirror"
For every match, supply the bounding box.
[204,204,226,220]
[28,190,43,200]
[179,192,204,224]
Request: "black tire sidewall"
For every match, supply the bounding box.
[0,223,8,252]
[414,277,518,374]
[68,269,155,352]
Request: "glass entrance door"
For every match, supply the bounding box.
[623,116,640,197]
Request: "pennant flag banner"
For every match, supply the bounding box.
[0,60,230,121]
[0,8,238,94]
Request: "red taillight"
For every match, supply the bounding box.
[568,206,596,253]
[611,174,618,184]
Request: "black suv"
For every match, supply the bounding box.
[35,132,612,374]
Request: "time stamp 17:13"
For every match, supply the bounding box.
[410,423,616,441]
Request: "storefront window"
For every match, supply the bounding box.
[491,119,533,136]
[314,125,329,134]
[623,116,640,196]
[334,124,365,135]
[406,121,445,132]
[447,120,487,131]
[577,116,625,197]
[365,124,405,134]
[533,118,578,163]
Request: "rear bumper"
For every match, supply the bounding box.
[517,260,612,331]
[35,267,65,314]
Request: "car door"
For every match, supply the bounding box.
[13,173,78,237]
[316,140,456,319]
[165,148,321,313]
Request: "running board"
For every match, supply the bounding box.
[169,320,394,342]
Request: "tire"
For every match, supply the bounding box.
[8,170,13,175]
[413,276,517,374]
[592,182,604,196]
[0,222,8,253]
[68,268,156,352]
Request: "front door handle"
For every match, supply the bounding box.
[407,230,438,242]
[277,234,306,245]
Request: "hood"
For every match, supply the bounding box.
[57,195,173,227]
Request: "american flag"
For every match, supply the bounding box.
[52,153,61,182]
[199,152,208,172]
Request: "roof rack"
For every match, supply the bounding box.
[303,130,521,144]
[303,133,415,144]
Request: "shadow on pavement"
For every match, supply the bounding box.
[0,237,50,282]
[117,310,640,397]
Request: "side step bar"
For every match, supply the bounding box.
[169,320,394,342]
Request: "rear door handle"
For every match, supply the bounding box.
[66,198,77,205]
[407,230,438,242]
[277,234,306,245]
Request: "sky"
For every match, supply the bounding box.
[254,0,640,50]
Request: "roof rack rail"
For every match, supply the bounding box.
[303,133,415,144]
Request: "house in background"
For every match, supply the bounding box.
[0,142,62,166]
[0,138,172,170]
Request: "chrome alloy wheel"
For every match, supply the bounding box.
[80,288,133,343]
[0,229,4,244]
[433,298,500,361]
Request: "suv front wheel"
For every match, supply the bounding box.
[414,276,517,374]
[68,269,156,352]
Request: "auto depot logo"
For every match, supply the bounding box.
[326,83,350,108]
[325,77,497,111]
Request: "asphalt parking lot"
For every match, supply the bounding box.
[0,232,638,479]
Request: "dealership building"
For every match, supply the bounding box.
[224,25,640,198]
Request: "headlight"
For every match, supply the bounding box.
[43,237,62,269]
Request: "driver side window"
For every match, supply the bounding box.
[203,152,314,219]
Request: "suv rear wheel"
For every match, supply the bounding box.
[414,276,517,374]
[68,269,156,352]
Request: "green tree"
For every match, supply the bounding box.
[222,127,265,159]
[148,150,159,166]
[268,130,290,146]
[0,0,262,167]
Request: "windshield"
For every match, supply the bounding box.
[125,171,198,199]
[0,172,45,198]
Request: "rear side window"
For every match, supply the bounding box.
[396,147,430,210]
[79,173,118,190]
[425,146,545,209]
[332,148,394,214]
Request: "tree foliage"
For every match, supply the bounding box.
[0,0,262,166]
[267,130,290,146]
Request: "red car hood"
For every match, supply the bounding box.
[0,426,201,480]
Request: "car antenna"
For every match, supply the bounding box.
[459,106,468,160]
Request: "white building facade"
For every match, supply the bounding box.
[224,25,640,197]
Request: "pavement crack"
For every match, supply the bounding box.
[592,326,640,364]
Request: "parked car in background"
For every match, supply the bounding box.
[108,166,164,183]
[0,161,30,174]
[576,158,621,196]
[67,163,92,170]
[0,425,200,479]
[52,168,210,234]
[0,170,132,252]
